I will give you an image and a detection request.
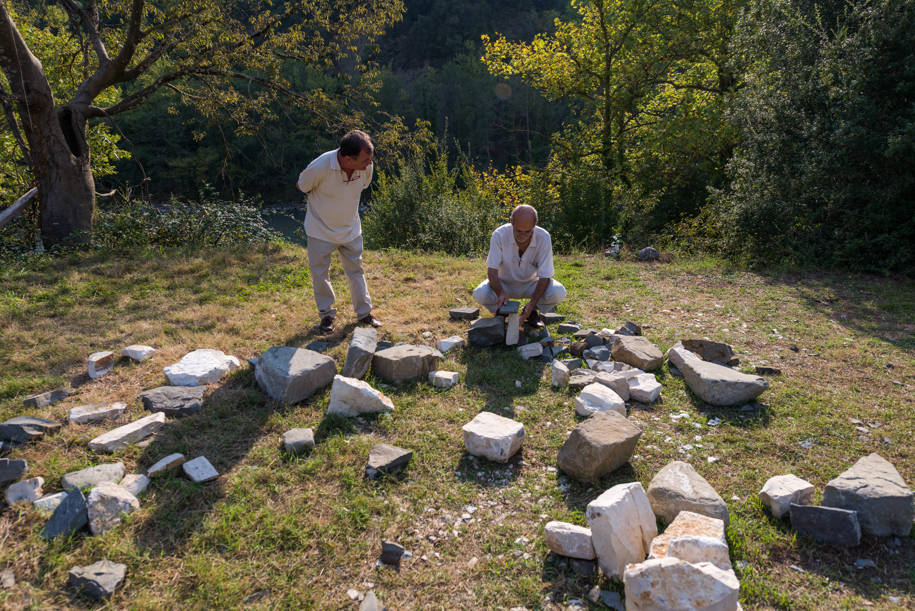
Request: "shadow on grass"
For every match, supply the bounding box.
[459,342,547,413]
[453,450,521,489]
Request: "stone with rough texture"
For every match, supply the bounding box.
[119,474,150,496]
[623,557,740,611]
[69,402,127,425]
[594,371,632,401]
[449,306,480,320]
[360,591,383,611]
[5,476,44,504]
[583,345,612,361]
[543,312,564,324]
[790,503,861,547]
[574,383,625,417]
[87,481,139,535]
[342,327,378,379]
[121,344,156,362]
[139,386,206,417]
[366,444,413,478]
[467,316,505,347]
[380,540,406,566]
[429,370,459,389]
[667,343,768,406]
[372,345,443,383]
[637,246,660,261]
[629,373,662,403]
[498,300,520,315]
[517,342,543,360]
[544,521,596,560]
[649,511,727,565]
[616,321,642,336]
[558,323,582,334]
[40,489,88,539]
[23,388,68,408]
[62,463,126,491]
[164,349,241,386]
[759,474,815,519]
[88,413,166,453]
[0,416,61,443]
[821,453,914,537]
[681,339,737,366]
[282,428,315,455]
[462,412,525,463]
[552,360,570,388]
[558,411,642,483]
[611,335,664,371]
[183,456,219,483]
[505,313,521,346]
[648,461,730,526]
[586,482,657,578]
[69,559,126,600]
[436,336,465,354]
[666,535,732,571]
[33,491,68,514]
[327,375,395,416]
[147,453,186,477]
[569,373,597,391]
[88,351,115,379]
[255,346,336,403]
[1,458,28,487]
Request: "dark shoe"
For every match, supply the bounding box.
[358,314,383,328]
[524,309,545,329]
[318,316,335,334]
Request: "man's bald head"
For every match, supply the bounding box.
[510,205,538,227]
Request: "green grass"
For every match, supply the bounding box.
[0,244,913,609]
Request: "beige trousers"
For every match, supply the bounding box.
[306,235,372,319]
[472,278,567,314]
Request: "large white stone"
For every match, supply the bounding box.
[326,375,395,417]
[163,349,241,386]
[505,313,521,346]
[5,476,44,504]
[87,351,115,379]
[759,474,815,519]
[462,412,525,463]
[88,412,166,453]
[121,345,156,362]
[147,453,186,477]
[544,521,596,560]
[435,336,465,354]
[119,474,150,496]
[585,482,657,578]
[575,383,625,417]
[629,373,662,403]
[517,342,543,360]
[87,481,140,535]
[623,557,740,611]
[182,456,219,483]
[666,535,732,572]
[647,461,730,526]
[552,360,570,388]
[428,370,459,389]
[69,402,127,425]
[594,371,631,401]
[649,510,727,564]
[667,343,767,406]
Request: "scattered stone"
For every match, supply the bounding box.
[255,346,336,403]
[573,328,599,340]
[681,339,737,366]
[0,416,61,443]
[586,482,657,578]
[543,312,564,325]
[568,372,597,391]
[62,463,126,492]
[449,306,480,320]
[147,453,186,477]
[574,383,626,417]
[649,511,728,569]
[854,558,877,569]
[139,386,206,418]
[429,370,459,389]
[0,569,13,589]
[462,411,525,463]
[505,313,521,346]
[305,340,328,353]
[342,327,378,379]
[517,342,543,360]
[68,559,126,599]
[380,540,406,566]
[282,428,315,455]
[552,360,570,388]
[366,444,413,478]
[163,349,241,386]
[612,335,664,371]
[88,413,166,453]
[637,246,660,261]
[582,345,611,361]
[121,344,156,362]
[33,491,69,514]
[544,521,596,560]
[759,474,815,519]
[435,336,465,354]
[327,375,395,416]
[667,342,768,406]
[119,474,150,496]
[0,458,28,487]
[360,590,383,611]
[40,488,88,539]
[182,456,219,483]
[629,373,662,403]
[821,453,914,537]
[558,323,581,334]
[87,351,116,379]
[790,503,861,547]
[647,461,730,526]
[584,333,604,348]
[87,481,140,535]
[5,476,44,504]
[23,387,68,408]
[498,300,521,315]
[69,402,127,425]
[373,345,443,383]
[593,371,632,401]
[561,357,582,369]
[755,366,782,376]
[558,411,642,483]
[623,557,739,610]
[616,321,642,336]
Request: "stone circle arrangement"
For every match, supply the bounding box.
[1,309,912,607]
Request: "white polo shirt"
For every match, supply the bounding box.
[485,223,555,285]
[296,149,373,244]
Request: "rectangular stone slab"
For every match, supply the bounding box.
[88,412,166,453]
[342,327,377,379]
[789,503,861,547]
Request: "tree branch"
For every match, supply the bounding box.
[1,95,31,164]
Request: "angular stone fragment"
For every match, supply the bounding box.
[40,489,88,539]
[558,323,581,334]
[467,316,505,347]
[629,373,662,403]
[505,313,521,346]
[594,361,638,375]
[667,343,768,406]
[88,351,116,379]
[569,372,597,391]
[574,383,625,417]
[648,461,729,526]
[366,444,413,478]
[583,345,611,361]
[790,503,861,547]
[616,321,642,336]
[69,559,126,600]
[552,360,570,388]
[462,412,525,463]
[558,411,642,483]
[342,327,378,379]
[611,335,664,371]
[449,306,480,320]
[33,491,68,514]
[681,339,737,366]
[0,458,28,487]
[594,371,632,401]
[759,474,815,519]
[121,344,156,362]
[119,474,150,497]
[139,386,206,417]
[821,453,914,537]
[69,402,127,425]
[649,511,728,567]
[147,453,186,477]
[667,535,731,572]
[282,428,315,455]
[163,349,241,386]
[584,334,604,348]
[5,476,44,504]
[517,342,543,360]
[62,462,126,491]
[182,456,219,483]
[543,312,564,325]
[428,370,459,389]
[87,481,140,535]
[623,557,740,611]
[436,336,465,354]
[255,346,336,403]
[327,375,395,416]
[637,246,660,261]
[380,540,406,566]
[23,387,68,408]
[544,521,596,560]
[586,482,657,578]
[0,416,61,443]
[372,345,442,383]
[88,413,166,453]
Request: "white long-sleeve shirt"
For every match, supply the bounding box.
[296,149,373,244]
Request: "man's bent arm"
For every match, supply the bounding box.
[521,277,551,321]
[487,267,508,308]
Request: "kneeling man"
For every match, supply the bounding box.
[473,205,566,326]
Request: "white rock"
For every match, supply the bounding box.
[759,474,815,519]
[5,476,44,504]
[429,370,459,389]
[163,349,240,386]
[574,383,625,417]
[647,460,730,526]
[594,371,631,401]
[552,360,570,388]
[462,412,525,463]
[87,481,140,535]
[585,482,657,578]
[147,453,186,477]
[435,336,465,354]
[629,373,662,403]
[68,402,126,425]
[33,491,68,514]
[119,474,150,496]
[87,351,115,379]
[544,521,596,560]
[121,345,156,362]
[326,375,394,417]
[88,412,166,453]
[183,456,219,483]
[506,313,521,346]
[623,557,740,611]
[517,342,543,360]
[667,535,732,571]
[649,510,727,564]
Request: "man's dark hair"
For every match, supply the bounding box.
[339,130,373,158]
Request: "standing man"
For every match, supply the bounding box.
[473,204,566,326]
[297,130,382,333]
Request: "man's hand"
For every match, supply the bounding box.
[520,301,535,324]
[496,293,509,310]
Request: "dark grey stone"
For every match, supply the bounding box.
[0,416,60,443]
[366,444,413,478]
[558,323,581,334]
[380,541,406,566]
[68,559,126,599]
[255,347,337,403]
[573,328,599,340]
[638,247,660,261]
[790,503,861,547]
[561,358,583,369]
[616,321,642,336]
[449,306,480,320]
[62,463,125,492]
[467,316,505,347]
[0,441,9,457]
[682,339,737,366]
[0,458,28,487]
[282,428,315,455]
[497,300,520,315]
[755,366,782,376]
[584,334,604,348]
[41,489,88,540]
[139,386,206,417]
[376,341,393,351]
[542,312,564,325]
[305,341,328,353]
[583,345,611,361]
[342,327,378,379]
[23,388,68,409]
[570,558,597,576]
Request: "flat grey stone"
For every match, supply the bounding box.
[41,488,88,540]
[23,388,68,408]
[558,323,581,334]
[69,402,127,425]
[88,412,166,453]
[121,344,156,362]
[428,370,459,389]
[119,474,150,496]
[327,375,395,416]
[558,411,642,483]
[790,503,861,547]
[69,559,126,599]
[342,327,378,379]
[584,333,604,348]
[282,428,315,455]
[376,341,393,350]
[0,416,61,443]
[759,474,815,519]
[147,453,186,477]
[0,458,28,487]
[163,349,240,386]
[183,456,219,483]
[615,321,641,336]
[255,346,336,403]
[5,476,44,504]
[305,341,328,353]
[139,386,206,417]
[611,335,664,371]
[582,345,611,361]
[462,412,525,463]
[543,312,564,324]
[544,521,595,560]
[647,461,730,526]
[380,540,406,566]
[87,481,139,535]
[638,246,660,261]
[366,444,413,478]
[667,343,768,406]
[681,339,737,366]
[62,462,125,491]
[449,306,480,320]
[497,300,520,315]
[372,345,442,383]
[573,328,599,340]
[33,491,69,515]
[467,316,505,347]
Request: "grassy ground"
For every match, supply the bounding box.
[0,244,913,610]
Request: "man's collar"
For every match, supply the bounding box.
[331,149,342,171]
